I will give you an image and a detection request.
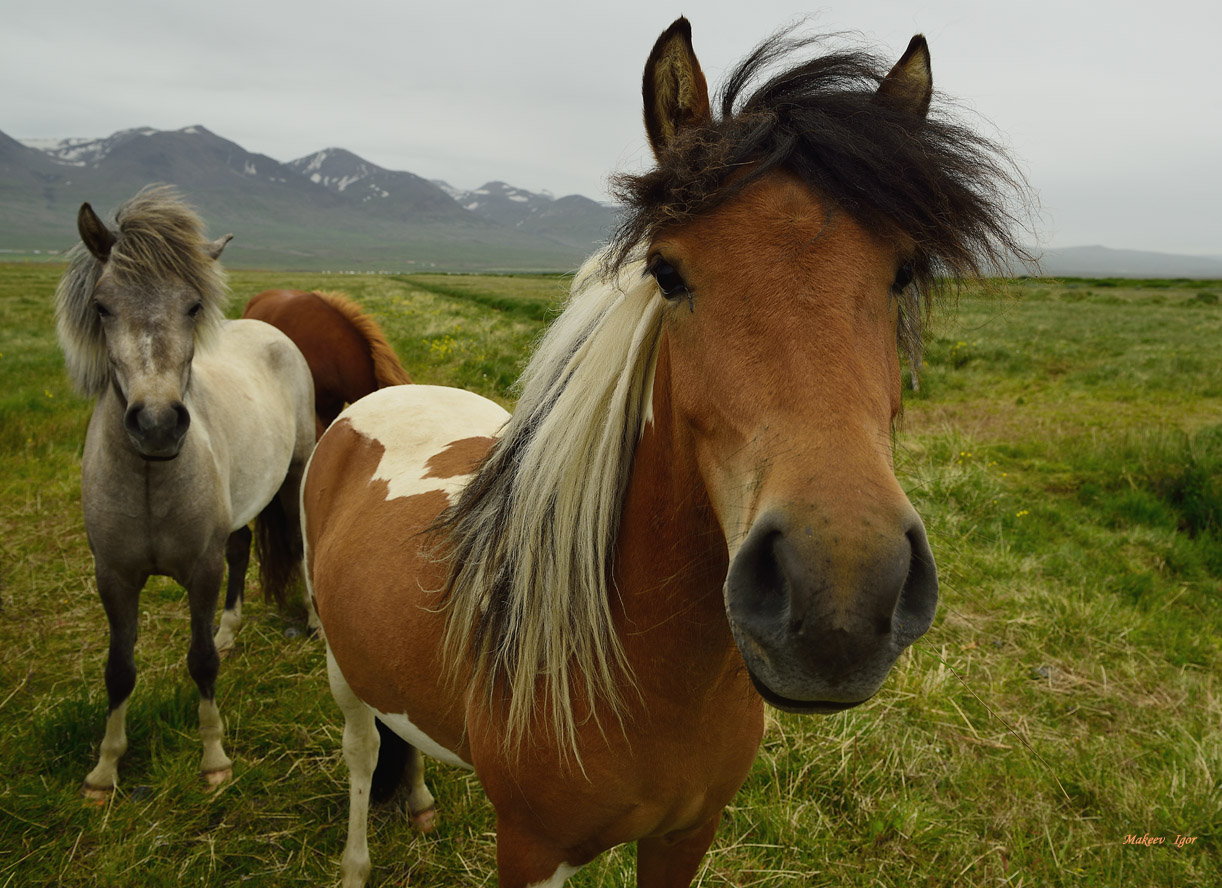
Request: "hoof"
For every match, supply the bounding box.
[82,783,113,804]
[410,805,437,833]
[203,767,232,790]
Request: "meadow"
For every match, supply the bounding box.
[0,263,1218,887]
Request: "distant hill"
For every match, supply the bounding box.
[436,180,618,252]
[1037,245,1222,279]
[6,126,1218,278]
[1,126,616,271]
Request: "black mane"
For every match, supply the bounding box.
[608,29,1036,296]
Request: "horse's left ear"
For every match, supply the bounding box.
[78,203,116,263]
[206,233,233,260]
[643,17,713,159]
[875,35,933,119]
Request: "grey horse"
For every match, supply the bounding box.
[54,186,315,795]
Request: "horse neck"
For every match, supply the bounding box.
[612,336,742,697]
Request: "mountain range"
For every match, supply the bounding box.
[1,126,617,271]
[3,125,1220,277]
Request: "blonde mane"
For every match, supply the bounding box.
[437,251,663,761]
[54,185,229,396]
[311,290,411,386]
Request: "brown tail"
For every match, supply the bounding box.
[253,491,303,608]
[313,290,412,387]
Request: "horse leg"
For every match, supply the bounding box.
[404,743,437,831]
[494,821,584,888]
[185,553,233,786]
[635,815,721,888]
[328,646,380,888]
[279,460,321,634]
[83,565,143,797]
[213,526,251,654]
[369,720,435,829]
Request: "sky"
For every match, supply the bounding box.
[4,0,1219,256]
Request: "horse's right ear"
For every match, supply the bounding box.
[642,17,712,159]
[77,203,116,263]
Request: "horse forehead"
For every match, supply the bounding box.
[682,173,894,278]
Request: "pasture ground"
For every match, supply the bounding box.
[0,264,1218,886]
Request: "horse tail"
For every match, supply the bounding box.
[370,719,411,803]
[253,487,303,609]
[314,290,412,388]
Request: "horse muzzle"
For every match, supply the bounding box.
[124,400,191,460]
[724,508,938,712]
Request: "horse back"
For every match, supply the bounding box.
[243,289,383,427]
[303,385,509,764]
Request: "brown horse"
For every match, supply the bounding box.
[242,289,410,439]
[303,17,1030,887]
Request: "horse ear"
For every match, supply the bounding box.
[77,203,116,263]
[206,233,233,260]
[875,35,933,119]
[643,16,712,159]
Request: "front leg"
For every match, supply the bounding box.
[213,525,251,654]
[83,564,145,796]
[185,552,232,785]
[494,820,584,888]
[636,815,721,888]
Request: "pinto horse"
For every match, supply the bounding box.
[303,18,1029,887]
[242,289,411,439]
[55,186,315,795]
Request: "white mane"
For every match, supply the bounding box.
[439,250,664,761]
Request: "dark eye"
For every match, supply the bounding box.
[188,301,203,318]
[892,263,915,293]
[649,259,688,299]
[93,301,111,319]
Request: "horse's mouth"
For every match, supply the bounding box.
[746,669,872,715]
[138,451,180,462]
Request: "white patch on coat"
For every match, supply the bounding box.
[342,385,509,502]
[527,863,582,887]
[370,707,473,771]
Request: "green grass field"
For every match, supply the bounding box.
[1,264,1218,886]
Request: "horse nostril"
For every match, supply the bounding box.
[893,522,939,643]
[173,403,191,438]
[727,521,789,625]
[123,403,146,436]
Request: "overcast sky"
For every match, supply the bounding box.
[4,0,1219,255]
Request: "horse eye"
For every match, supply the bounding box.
[188,301,203,318]
[892,263,915,293]
[93,301,111,319]
[649,260,688,299]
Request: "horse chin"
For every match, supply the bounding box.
[745,668,873,715]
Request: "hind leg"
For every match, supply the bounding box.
[328,646,380,887]
[405,744,437,831]
[371,720,436,831]
[186,552,233,785]
[277,459,319,633]
[83,564,144,796]
[214,526,251,654]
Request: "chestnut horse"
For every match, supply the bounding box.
[55,186,315,795]
[242,289,410,439]
[303,18,1029,887]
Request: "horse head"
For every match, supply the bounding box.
[636,19,941,712]
[70,191,231,460]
